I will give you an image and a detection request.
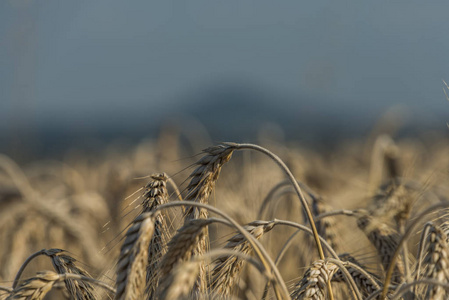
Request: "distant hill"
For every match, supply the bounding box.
[0,81,447,160]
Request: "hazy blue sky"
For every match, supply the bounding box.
[1,0,449,148]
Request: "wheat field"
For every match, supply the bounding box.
[1,128,449,299]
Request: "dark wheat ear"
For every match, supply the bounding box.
[332,253,381,298]
[210,220,275,296]
[116,212,156,300]
[357,214,405,284]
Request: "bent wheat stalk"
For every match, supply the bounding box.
[231,143,325,260]
[262,220,341,300]
[13,249,64,289]
[257,179,319,220]
[230,143,334,300]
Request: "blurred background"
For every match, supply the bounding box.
[1,0,449,160]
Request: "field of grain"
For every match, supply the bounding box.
[0,128,449,299]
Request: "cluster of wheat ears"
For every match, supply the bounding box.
[1,135,449,300]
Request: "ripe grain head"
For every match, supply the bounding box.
[115,212,155,300]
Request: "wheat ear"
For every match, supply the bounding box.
[357,214,405,284]
[183,144,235,293]
[7,271,60,300]
[184,144,234,220]
[158,261,200,300]
[422,224,449,300]
[158,218,215,283]
[211,220,275,296]
[141,173,170,297]
[48,251,96,300]
[116,212,156,300]
[9,271,114,300]
[291,260,338,300]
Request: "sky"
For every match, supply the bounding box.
[1,0,449,154]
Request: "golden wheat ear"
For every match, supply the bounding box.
[157,218,215,296]
[422,224,449,300]
[140,173,170,298]
[210,220,275,296]
[183,143,235,221]
[181,144,235,294]
[157,261,200,300]
[116,212,156,300]
[8,271,60,300]
[290,260,339,300]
